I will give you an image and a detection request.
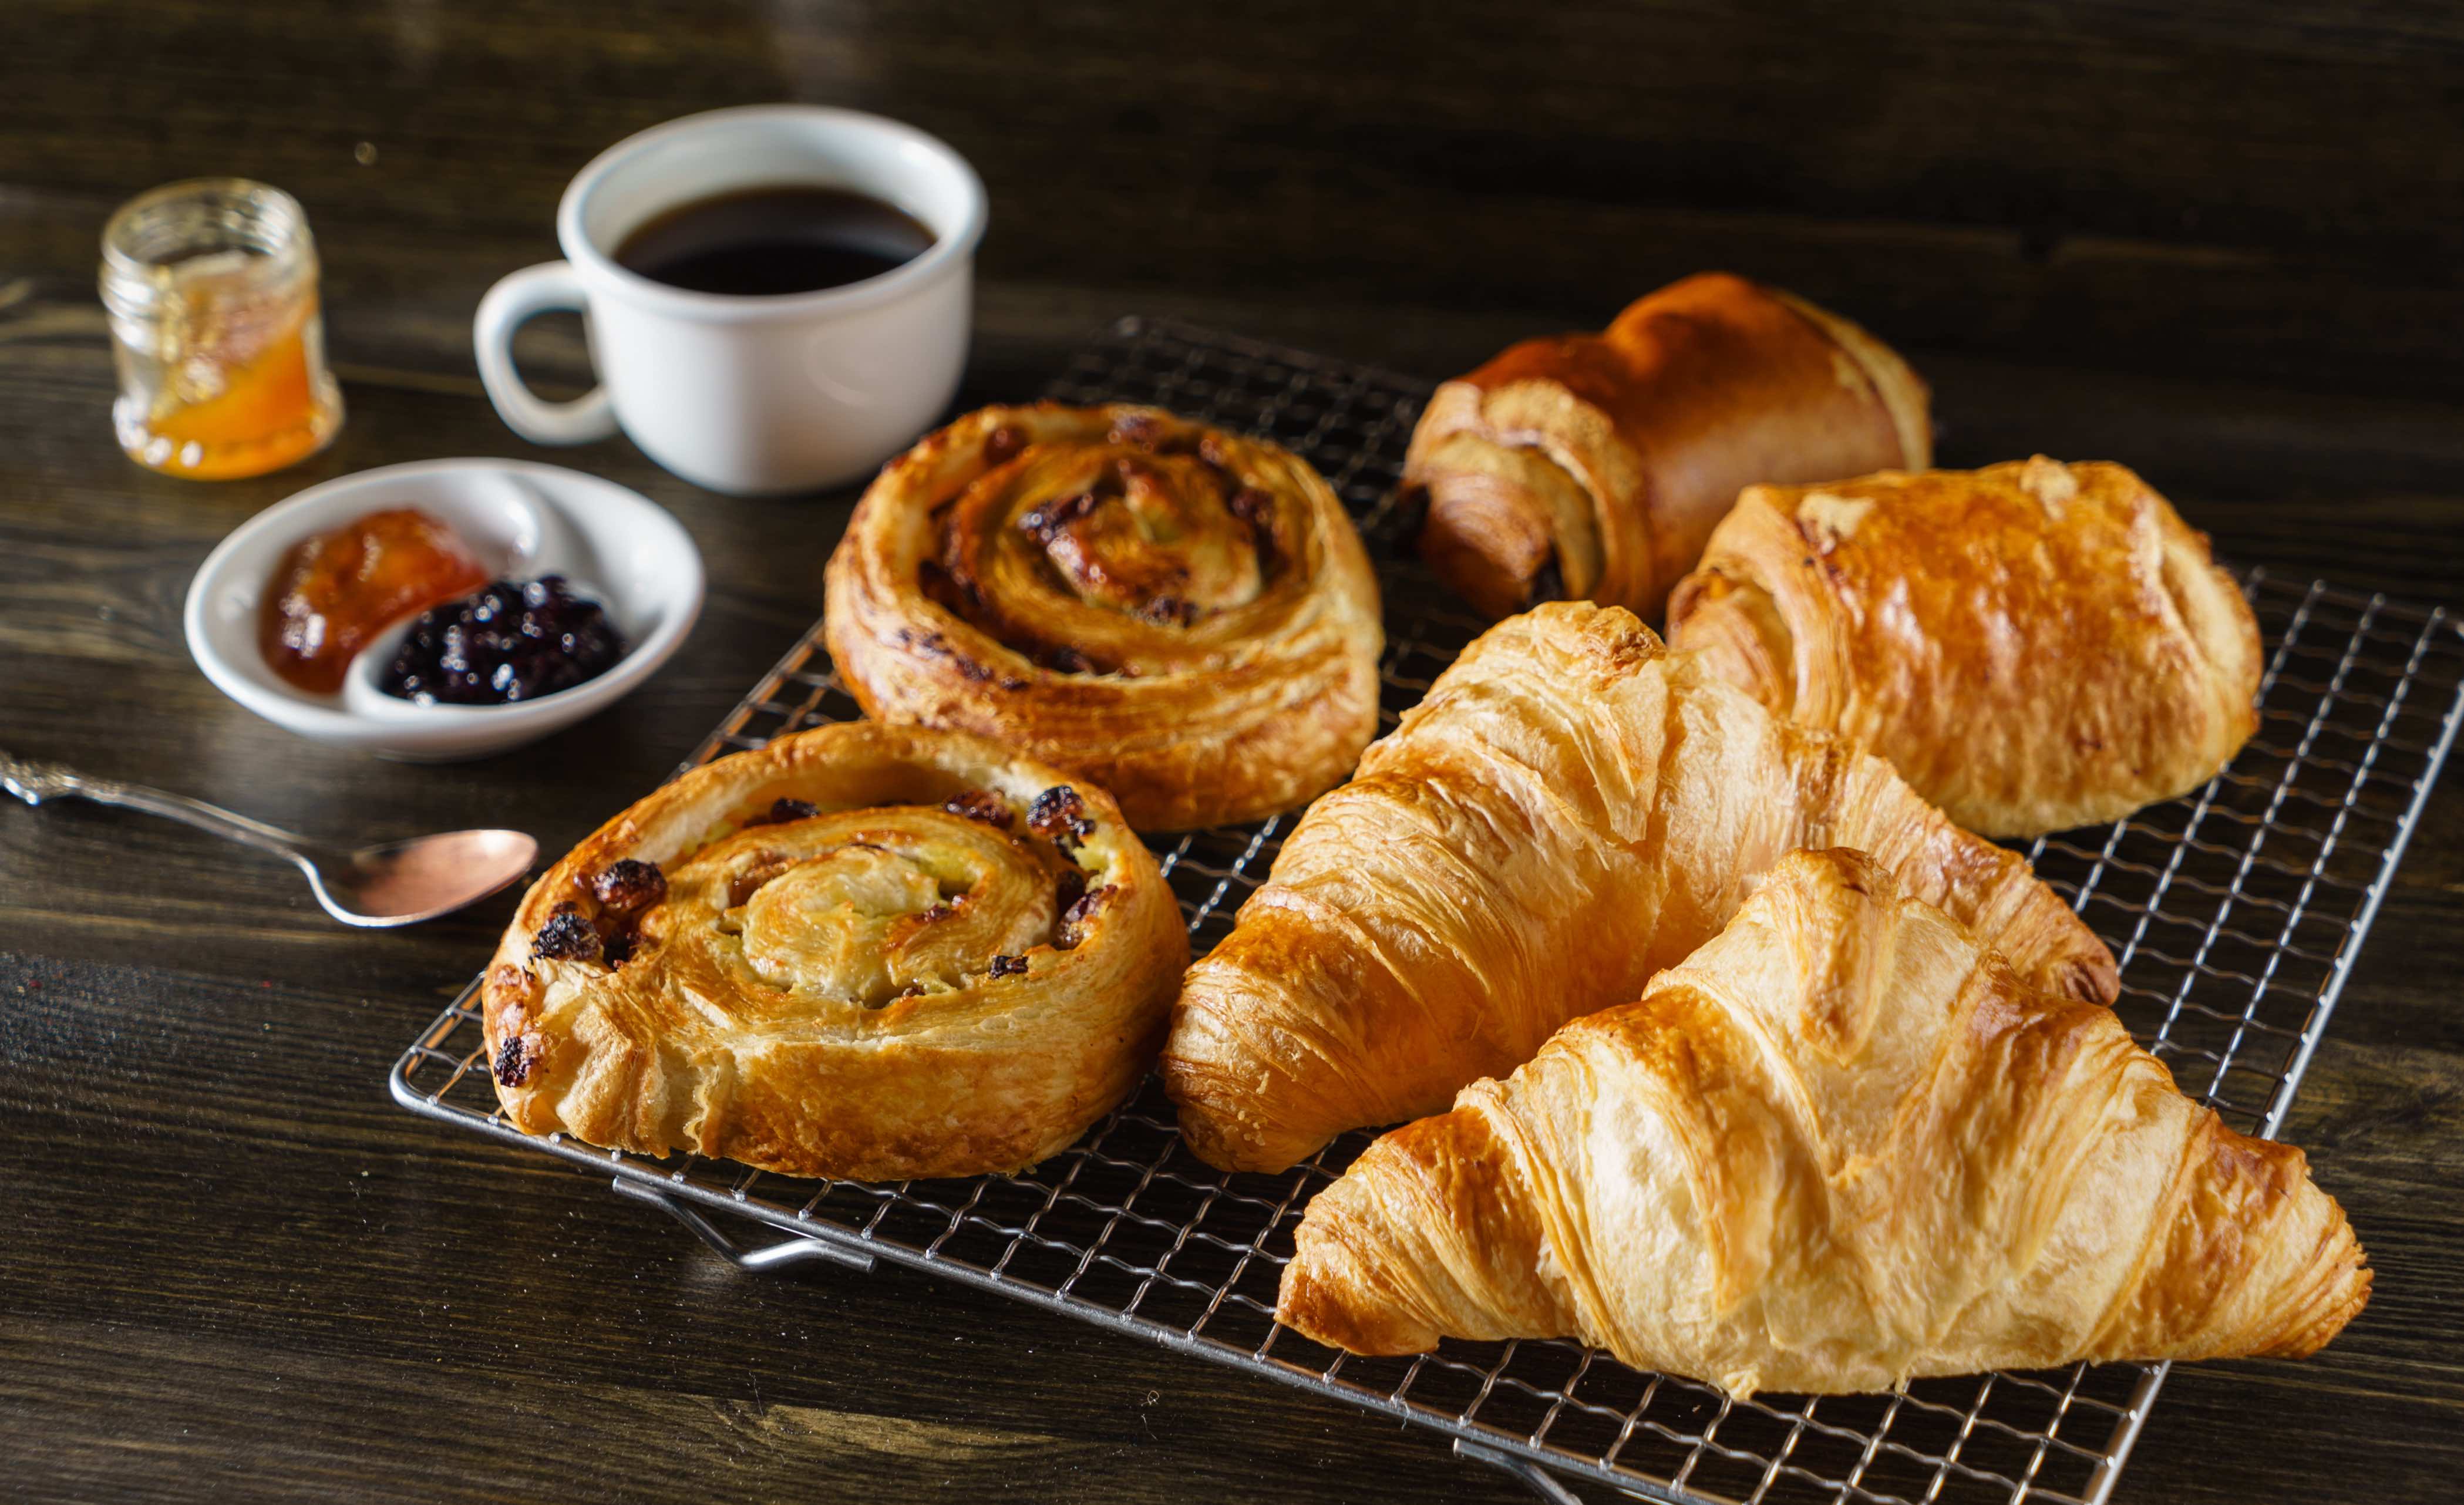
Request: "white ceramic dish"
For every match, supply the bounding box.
[184,458,704,760]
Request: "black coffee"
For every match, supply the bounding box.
[613,185,935,296]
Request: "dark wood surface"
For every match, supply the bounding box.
[5,4,2462,1501]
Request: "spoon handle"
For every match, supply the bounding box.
[0,749,313,864]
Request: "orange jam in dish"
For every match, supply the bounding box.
[260,508,491,693]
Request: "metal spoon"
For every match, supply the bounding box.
[1,750,537,928]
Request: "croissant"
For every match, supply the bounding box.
[1666,457,2264,838]
[1401,272,1930,621]
[482,722,1189,1181]
[1277,847,2369,1396]
[1162,602,2117,1174]
[826,403,1382,831]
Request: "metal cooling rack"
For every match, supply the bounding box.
[391,317,2464,1505]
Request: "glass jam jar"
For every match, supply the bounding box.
[99,179,344,480]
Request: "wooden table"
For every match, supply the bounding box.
[5,3,2461,1501]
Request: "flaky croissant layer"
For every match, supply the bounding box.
[1277,849,2369,1396]
[1162,602,2116,1174]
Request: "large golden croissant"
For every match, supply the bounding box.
[826,403,1382,831]
[1277,848,2369,1396]
[482,723,1188,1181]
[1401,273,1930,621]
[1667,457,2264,837]
[1162,602,2116,1173]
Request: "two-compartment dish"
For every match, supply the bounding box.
[184,457,703,759]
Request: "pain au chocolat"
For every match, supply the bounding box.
[482,723,1188,1181]
[1401,272,1930,621]
[1667,457,2264,838]
[826,403,1382,832]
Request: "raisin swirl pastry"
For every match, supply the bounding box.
[482,723,1189,1181]
[825,404,1383,832]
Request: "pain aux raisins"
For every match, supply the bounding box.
[1225,483,1280,573]
[1027,785,1094,848]
[725,853,796,909]
[1062,883,1110,926]
[981,423,1028,466]
[1136,594,1199,628]
[1018,489,1099,545]
[944,789,1014,829]
[492,1034,539,1087]
[1107,411,1169,449]
[589,858,667,913]
[531,909,602,962]
[747,797,819,827]
[1058,882,1113,946]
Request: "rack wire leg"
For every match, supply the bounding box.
[611,1179,877,1275]
[1455,1441,1600,1505]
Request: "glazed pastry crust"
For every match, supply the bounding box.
[1161,603,2116,1174]
[481,723,1189,1181]
[1278,849,2369,1396]
[826,404,1383,832]
[1401,273,1930,621]
[1666,457,2264,837]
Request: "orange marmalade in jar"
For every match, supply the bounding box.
[99,179,344,480]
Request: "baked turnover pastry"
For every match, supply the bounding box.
[1162,602,2117,1174]
[825,404,1383,832]
[1401,272,1930,621]
[1278,848,2369,1395]
[482,723,1189,1181]
[1665,457,2265,839]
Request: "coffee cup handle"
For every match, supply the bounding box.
[473,261,618,446]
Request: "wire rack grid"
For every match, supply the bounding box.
[392,317,2464,1505]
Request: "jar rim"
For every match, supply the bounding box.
[100,177,317,288]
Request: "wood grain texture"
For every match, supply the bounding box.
[5,0,2464,393]
[2,1,2462,1500]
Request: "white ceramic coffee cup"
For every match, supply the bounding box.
[474,105,985,496]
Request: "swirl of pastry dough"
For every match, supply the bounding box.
[826,404,1383,831]
[481,723,1189,1181]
